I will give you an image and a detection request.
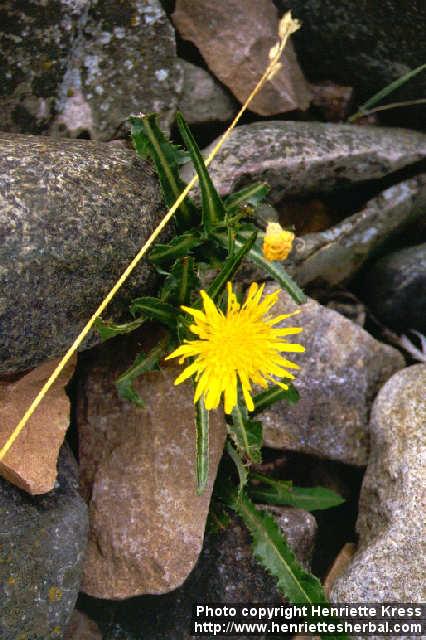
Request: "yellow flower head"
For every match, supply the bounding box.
[166,282,304,414]
[262,222,295,261]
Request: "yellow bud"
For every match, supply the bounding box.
[262,222,295,261]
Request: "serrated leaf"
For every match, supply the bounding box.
[249,474,345,511]
[195,394,209,494]
[231,490,328,604]
[206,500,232,534]
[252,384,299,414]
[176,111,226,231]
[229,403,262,464]
[224,182,270,216]
[207,231,257,302]
[161,257,200,306]
[130,114,198,230]
[94,317,146,342]
[129,296,179,330]
[226,441,248,494]
[148,231,203,265]
[116,341,165,407]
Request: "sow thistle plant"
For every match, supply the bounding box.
[95,112,346,625]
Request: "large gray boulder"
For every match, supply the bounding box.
[0,133,166,375]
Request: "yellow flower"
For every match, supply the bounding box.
[166,282,304,414]
[262,222,295,261]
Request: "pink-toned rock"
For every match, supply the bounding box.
[64,610,102,640]
[0,357,76,494]
[77,331,226,599]
[172,0,311,115]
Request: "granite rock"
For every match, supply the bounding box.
[260,287,405,465]
[331,365,426,607]
[172,0,311,116]
[77,329,227,599]
[0,356,76,494]
[178,60,236,124]
[64,610,102,640]
[363,243,426,334]
[196,122,426,204]
[51,0,182,140]
[0,445,88,640]
[0,133,166,375]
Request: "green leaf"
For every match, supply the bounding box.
[226,441,248,494]
[252,384,300,414]
[207,231,257,302]
[349,63,426,122]
[148,231,204,265]
[229,403,262,464]
[161,257,200,306]
[94,317,146,342]
[195,395,209,495]
[129,296,179,330]
[224,182,270,216]
[116,341,165,407]
[249,474,345,511]
[230,490,328,604]
[176,111,226,231]
[130,114,198,230]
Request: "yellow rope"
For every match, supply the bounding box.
[0,12,300,461]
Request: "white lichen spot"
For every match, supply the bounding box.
[124,59,134,71]
[53,88,94,135]
[113,26,126,39]
[84,54,101,85]
[99,31,112,45]
[95,85,104,95]
[155,69,169,82]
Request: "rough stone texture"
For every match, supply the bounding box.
[0,445,88,640]
[0,356,76,494]
[0,0,84,134]
[288,175,426,287]
[260,287,405,465]
[192,122,426,204]
[82,507,317,639]
[64,610,102,640]
[50,0,182,140]
[276,0,426,119]
[178,60,236,124]
[363,243,426,334]
[0,133,166,375]
[331,365,426,607]
[77,329,227,599]
[172,0,311,116]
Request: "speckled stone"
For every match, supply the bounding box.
[194,122,426,203]
[260,287,405,465]
[178,61,236,124]
[288,174,426,287]
[0,0,84,134]
[331,365,426,608]
[0,445,88,640]
[276,0,426,121]
[0,133,166,375]
[50,0,183,139]
[363,243,426,334]
[76,329,227,599]
[172,0,311,116]
[82,507,317,639]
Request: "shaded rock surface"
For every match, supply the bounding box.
[80,507,317,639]
[194,121,426,203]
[288,174,426,287]
[64,610,102,640]
[51,0,182,140]
[362,243,426,334]
[77,329,226,599]
[0,0,83,134]
[0,356,76,494]
[172,0,311,116]
[0,133,166,375]
[0,445,88,640]
[178,60,236,124]
[260,287,405,465]
[276,0,426,121]
[331,365,426,606]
